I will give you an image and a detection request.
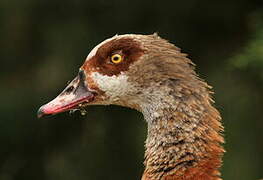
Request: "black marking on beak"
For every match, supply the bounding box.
[37,69,96,118]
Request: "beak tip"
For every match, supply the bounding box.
[37,106,45,118]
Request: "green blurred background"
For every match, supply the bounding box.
[1,0,263,180]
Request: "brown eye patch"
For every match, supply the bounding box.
[82,38,145,76]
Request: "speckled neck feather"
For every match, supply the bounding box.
[123,35,225,180]
[141,82,224,180]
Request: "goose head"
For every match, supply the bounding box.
[38,34,192,117]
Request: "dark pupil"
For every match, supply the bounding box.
[113,56,119,61]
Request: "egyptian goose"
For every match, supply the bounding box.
[38,34,224,180]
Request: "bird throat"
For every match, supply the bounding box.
[140,82,224,180]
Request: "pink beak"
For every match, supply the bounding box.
[37,70,95,118]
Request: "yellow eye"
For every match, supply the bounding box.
[111,54,123,64]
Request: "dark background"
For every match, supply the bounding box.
[1,0,263,180]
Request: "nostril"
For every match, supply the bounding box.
[65,86,74,93]
[78,70,85,81]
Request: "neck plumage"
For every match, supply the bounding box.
[140,78,224,180]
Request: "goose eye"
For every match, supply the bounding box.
[111,54,123,64]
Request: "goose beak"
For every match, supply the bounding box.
[37,70,96,118]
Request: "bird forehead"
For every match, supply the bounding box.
[86,35,117,60]
[85,34,140,61]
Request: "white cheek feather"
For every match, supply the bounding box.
[91,72,133,102]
